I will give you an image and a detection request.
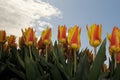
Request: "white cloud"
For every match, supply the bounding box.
[0,0,61,38]
[39,21,52,27]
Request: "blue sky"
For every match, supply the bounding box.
[44,1,120,45]
[41,0,120,65]
[0,0,120,65]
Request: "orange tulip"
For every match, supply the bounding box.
[107,27,120,53]
[7,35,16,47]
[41,27,51,45]
[86,24,102,47]
[0,30,6,43]
[68,25,81,50]
[22,27,35,46]
[58,25,67,43]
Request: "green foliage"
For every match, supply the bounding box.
[0,38,120,80]
[88,38,106,80]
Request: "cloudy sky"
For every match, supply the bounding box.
[0,0,61,37]
[0,0,120,65]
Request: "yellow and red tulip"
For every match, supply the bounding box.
[86,24,102,47]
[68,25,81,50]
[0,30,6,43]
[107,27,120,53]
[7,35,17,47]
[58,25,67,43]
[41,27,51,45]
[22,27,35,46]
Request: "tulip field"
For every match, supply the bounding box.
[0,24,120,80]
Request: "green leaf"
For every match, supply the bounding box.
[24,46,41,80]
[31,45,39,60]
[56,62,70,80]
[98,72,109,80]
[88,38,106,80]
[110,64,120,80]
[52,42,70,80]
[75,54,89,80]
[48,63,63,80]
[10,46,18,64]
[67,59,73,78]
[0,62,7,74]
[109,56,115,78]
[16,51,25,69]
[8,63,26,80]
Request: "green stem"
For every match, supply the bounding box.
[114,53,116,69]
[0,43,3,59]
[74,50,76,76]
[46,45,48,62]
[29,46,32,59]
[93,47,97,61]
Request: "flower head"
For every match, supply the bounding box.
[7,35,17,47]
[0,30,6,44]
[41,27,51,45]
[58,25,67,43]
[86,24,102,47]
[68,25,81,50]
[22,27,35,46]
[107,26,120,53]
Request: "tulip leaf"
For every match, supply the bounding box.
[24,46,41,80]
[10,46,19,64]
[88,38,106,80]
[67,59,73,78]
[31,45,39,60]
[16,51,25,69]
[0,62,7,74]
[110,64,120,80]
[56,62,70,80]
[98,72,109,80]
[109,56,115,78]
[48,63,63,80]
[75,53,89,80]
[8,63,26,80]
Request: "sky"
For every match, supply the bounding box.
[0,0,120,65]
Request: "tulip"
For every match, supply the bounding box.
[68,25,81,50]
[68,25,81,75]
[7,35,16,47]
[0,30,6,44]
[107,27,120,53]
[58,25,67,44]
[86,24,102,47]
[107,26,120,68]
[22,27,35,46]
[86,24,102,60]
[41,27,51,45]
[41,27,51,61]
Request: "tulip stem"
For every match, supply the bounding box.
[74,50,77,76]
[46,45,48,62]
[114,53,117,69]
[29,46,32,59]
[93,47,97,61]
[0,44,2,59]
[0,43,3,59]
